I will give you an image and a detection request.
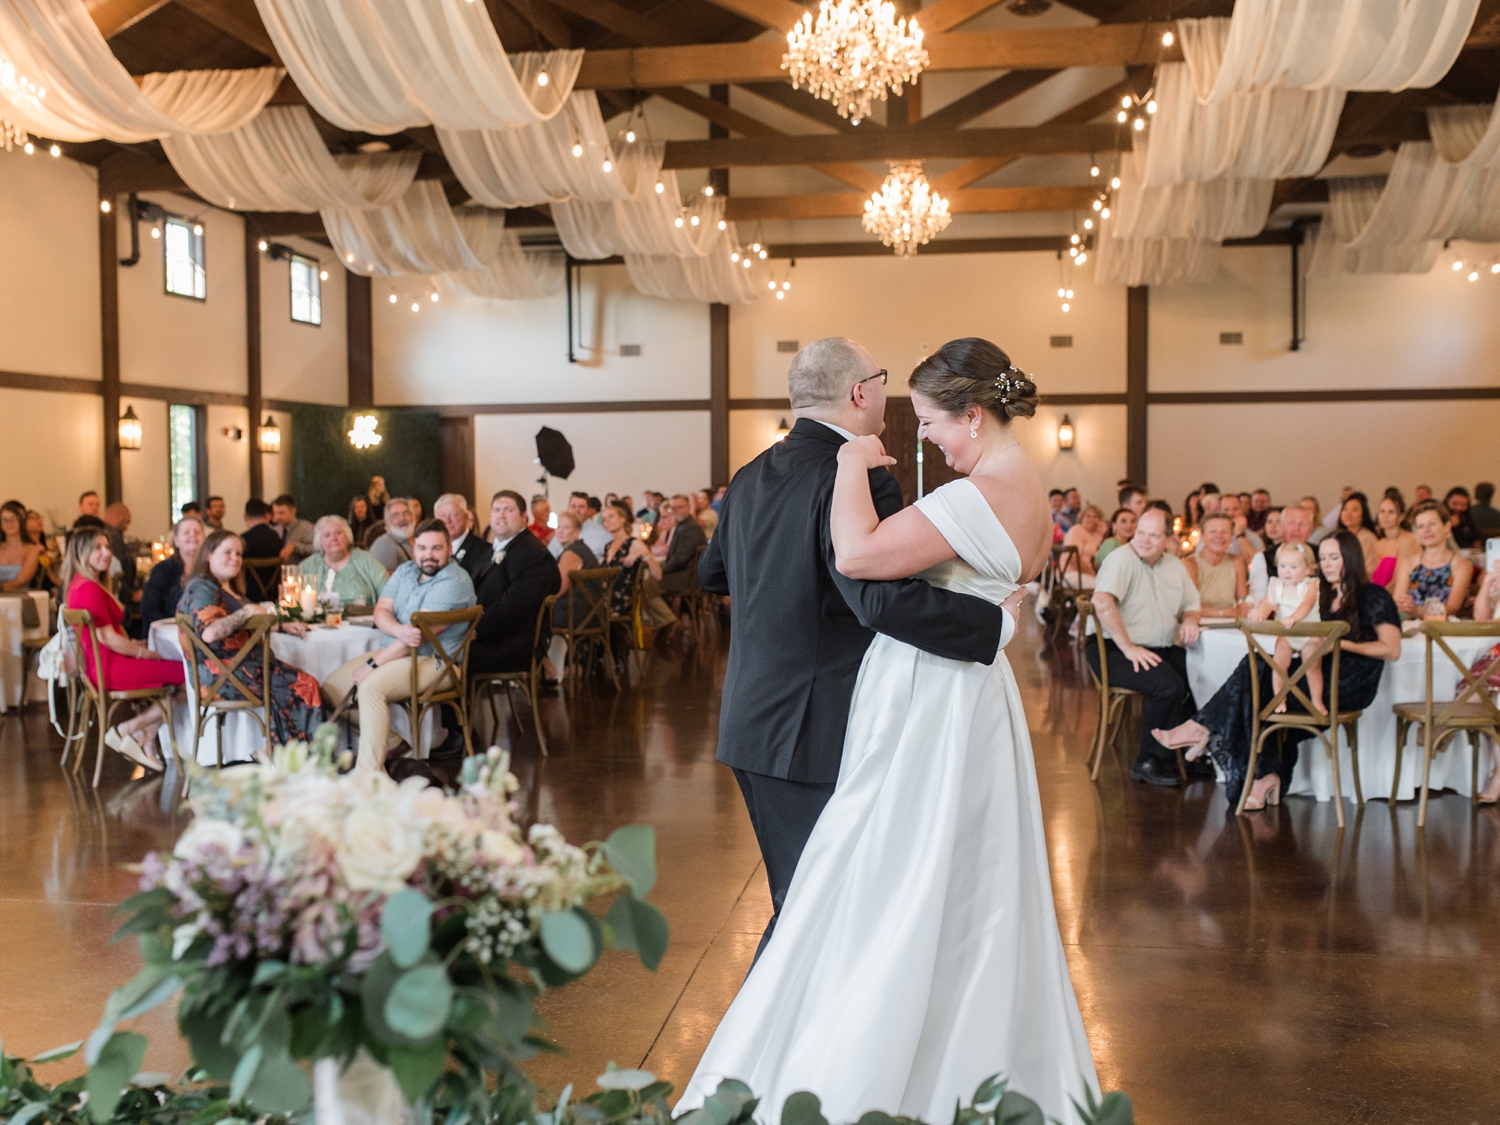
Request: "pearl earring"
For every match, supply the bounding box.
[969,426,978,439]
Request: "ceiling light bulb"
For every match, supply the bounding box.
[1090,164,1100,177]
[718,219,727,231]
[1057,287,1065,297]
[1470,271,1480,281]
[536,70,549,86]
[742,258,751,269]
[751,242,761,251]
[1492,264,1499,274]
[1133,116,1145,131]
[1117,110,1128,124]
[1147,100,1157,114]
[411,302,419,312]
[1070,233,1080,244]
[704,185,714,197]
[776,290,785,299]
[48,143,60,157]
[768,281,777,291]
[99,199,111,213]
[1066,289,1073,298]
[1101,206,1111,218]
[22,142,33,154]
[1061,302,1069,312]
[782,281,790,290]
[1068,247,1077,257]
[1453,260,1464,270]
[625,128,636,143]
[674,216,684,227]
[1083,218,1093,230]
[655,181,664,194]
[1162,30,1174,46]
[1076,253,1087,264]
[602,158,613,173]
[346,252,354,262]
[1092,199,1102,211]
[759,249,767,259]
[691,214,700,226]
[1110,175,1121,189]
[430,292,439,301]
[1122,96,1133,109]
[389,294,397,303]
[193,223,203,236]
[731,252,741,262]
[572,142,583,157]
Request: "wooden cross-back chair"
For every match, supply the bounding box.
[1075,596,1182,782]
[1238,619,1363,828]
[471,597,553,757]
[553,566,621,690]
[1043,545,1084,646]
[62,608,179,787]
[1392,621,1500,827]
[682,544,719,637]
[242,558,283,604]
[408,606,483,760]
[175,611,276,769]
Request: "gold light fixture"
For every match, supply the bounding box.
[863,161,952,257]
[1057,414,1075,450]
[118,405,143,450]
[782,0,928,124]
[348,414,382,450]
[777,417,791,441]
[257,415,281,454]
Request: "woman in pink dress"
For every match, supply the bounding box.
[63,528,184,773]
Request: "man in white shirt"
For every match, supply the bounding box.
[435,493,487,586]
[1248,504,1313,604]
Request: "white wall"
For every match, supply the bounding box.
[119,192,247,394]
[117,396,171,540]
[1015,405,1127,515]
[206,405,252,530]
[0,388,103,532]
[262,238,348,406]
[473,412,712,508]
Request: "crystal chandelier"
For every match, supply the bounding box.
[782,0,929,125]
[862,161,951,257]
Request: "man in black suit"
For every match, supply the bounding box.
[700,336,1020,957]
[240,498,284,602]
[435,492,488,587]
[655,494,708,597]
[470,489,561,675]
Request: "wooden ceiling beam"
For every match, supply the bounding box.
[700,0,810,32]
[91,0,174,37]
[546,0,694,44]
[497,0,573,48]
[913,69,1055,131]
[170,0,279,61]
[916,0,1005,34]
[766,234,1076,257]
[737,82,878,132]
[661,122,1122,168]
[725,184,1098,219]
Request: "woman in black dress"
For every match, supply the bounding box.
[141,515,205,628]
[1153,530,1402,810]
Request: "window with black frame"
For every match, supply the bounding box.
[290,254,322,325]
[164,216,206,300]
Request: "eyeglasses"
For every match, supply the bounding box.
[851,369,888,401]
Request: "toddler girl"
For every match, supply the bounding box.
[1251,542,1324,714]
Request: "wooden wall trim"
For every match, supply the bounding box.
[0,371,103,395]
[245,227,264,498]
[100,203,122,504]
[2,370,318,414]
[1125,285,1148,486]
[393,399,715,417]
[347,274,373,409]
[1148,387,1500,404]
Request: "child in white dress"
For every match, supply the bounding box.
[1250,542,1323,714]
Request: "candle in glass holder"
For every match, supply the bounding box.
[300,585,318,616]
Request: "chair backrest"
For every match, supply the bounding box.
[687,544,707,596]
[242,558,282,603]
[174,611,275,711]
[1054,545,1082,589]
[1237,619,1351,722]
[560,567,620,637]
[410,605,483,706]
[61,608,104,700]
[1075,596,1110,694]
[1418,619,1500,729]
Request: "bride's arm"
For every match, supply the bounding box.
[831,435,956,580]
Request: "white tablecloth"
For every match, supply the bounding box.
[1186,626,1497,803]
[0,591,50,711]
[150,620,440,766]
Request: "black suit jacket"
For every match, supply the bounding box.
[240,523,284,602]
[471,529,561,673]
[700,418,1006,784]
[451,531,489,587]
[662,517,708,575]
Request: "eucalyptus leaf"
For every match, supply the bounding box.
[1087,1091,1133,1125]
[388,1038,446,1103]
[603,825,657,898]
[119,974,181,1021]
[540,911,597,974]
[604,896,669,971]
[8,1103,48,1125]
[30,1041,82,1064]
[595,1067,656,1091]
[244,1049,309,1114]
[228,1043,262,1104]
[85,1031,147,1124]
[782,1091,828,1125]
[381,888,434,969]
[385,964,453,1041]
[996,1090,1043,1125]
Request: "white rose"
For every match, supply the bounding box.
[335,801,424,894]
[173,818,245,860]
[479,829,525,867]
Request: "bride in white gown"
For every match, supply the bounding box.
[676,339,1099,1124]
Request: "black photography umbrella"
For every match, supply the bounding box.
[534,426,575,484]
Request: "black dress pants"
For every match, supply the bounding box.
[1087,639,1196,769]
[732,767,836,962]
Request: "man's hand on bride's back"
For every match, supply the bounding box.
[837,435,897,471]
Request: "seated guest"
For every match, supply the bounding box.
[556,492,612,557]
[1061,504,1107,582]
[694,488,720,538]
[1199,490,1222,518]
[1471,481,1500,540]
[1183,513,1247,617]
[240,499,284,602]
[181,529,323,745]
[1219,493,1257,553]
[1247,488,1271,533]
[1394,499,1474,618]
[471,491,561,675]
[180,501,203,518]
[1337,491,1381,575]
[1048,489,1070,536]
[299,516,388,608]
[271,494,316,563]
[1471,565,1500,805]
[409,497,424,522]
[1299,495,1325,543]
[0,500,40,592]
[1414,484,1433,503]
[1249,504,1308,605]
[1061,487,1082,527]
[1371,494,1418,588]
[366,476,390,520]
[711,484,727,513]
[322,521,476,771]
[25,508,59,591]
[1181,489,1203,534]
[1118,485,1147,519]
[76,490,102,525]
[141,515,205,628]
[435,493,487,586]
[600,501,671,631]
[62,528,183,773]
[528,495,555,546]
[1445,486,1481,548]
[1095,508,1136,568]
[204,495,226,530]
[1086,508,1203,788]
[654,493,708,598]
[348,495,377,546]
[369,497,416,572]
[551,511,600,626]
[102,503,139,616]
[1154,532,1401,810]
[637,491,661,525]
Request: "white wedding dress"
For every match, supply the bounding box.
[677,479,1099,1124]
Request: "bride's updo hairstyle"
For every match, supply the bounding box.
[908,337,1038,424]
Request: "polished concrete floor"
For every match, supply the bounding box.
[3,611,1499,1123]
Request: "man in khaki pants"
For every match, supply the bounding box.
[323,519,476,770]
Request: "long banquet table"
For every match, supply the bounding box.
[0,590,50,712]
[1186,624,1496,804]
[149,618,441,766]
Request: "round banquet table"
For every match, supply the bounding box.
[1185,624,1498,804]
[0,590,51,712]
[150,618,441,766]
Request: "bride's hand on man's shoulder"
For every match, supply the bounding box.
[837,435,897,470]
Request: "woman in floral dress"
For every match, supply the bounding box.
[181,529,324,744]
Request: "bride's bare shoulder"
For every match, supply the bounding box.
[965,457,1053,576]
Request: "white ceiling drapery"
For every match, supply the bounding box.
[1343,142,1500,249]
[625,228,761,305]
[1180,1,1479,102]
[252,0,579,134]
[1093,214,1220,287]
[322,180,507,276]
[0,0,281,142]
[552,157,725,260]
[1113,144,1273,240]
[1427,101,1500,169]
[161,106,420,212]
[438,92,636,208]
[432,233,565,300]
[1307,177,1442,275]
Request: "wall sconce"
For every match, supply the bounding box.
[776,417,790,441]
[1057,414,1075,450]
[118,405,142,450]
[348,414,382,450]
[222,426,245,441]
[258,415,281,454]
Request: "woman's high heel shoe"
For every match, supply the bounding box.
[1243,773,1281,812]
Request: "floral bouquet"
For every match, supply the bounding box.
[81,726,669,1125]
